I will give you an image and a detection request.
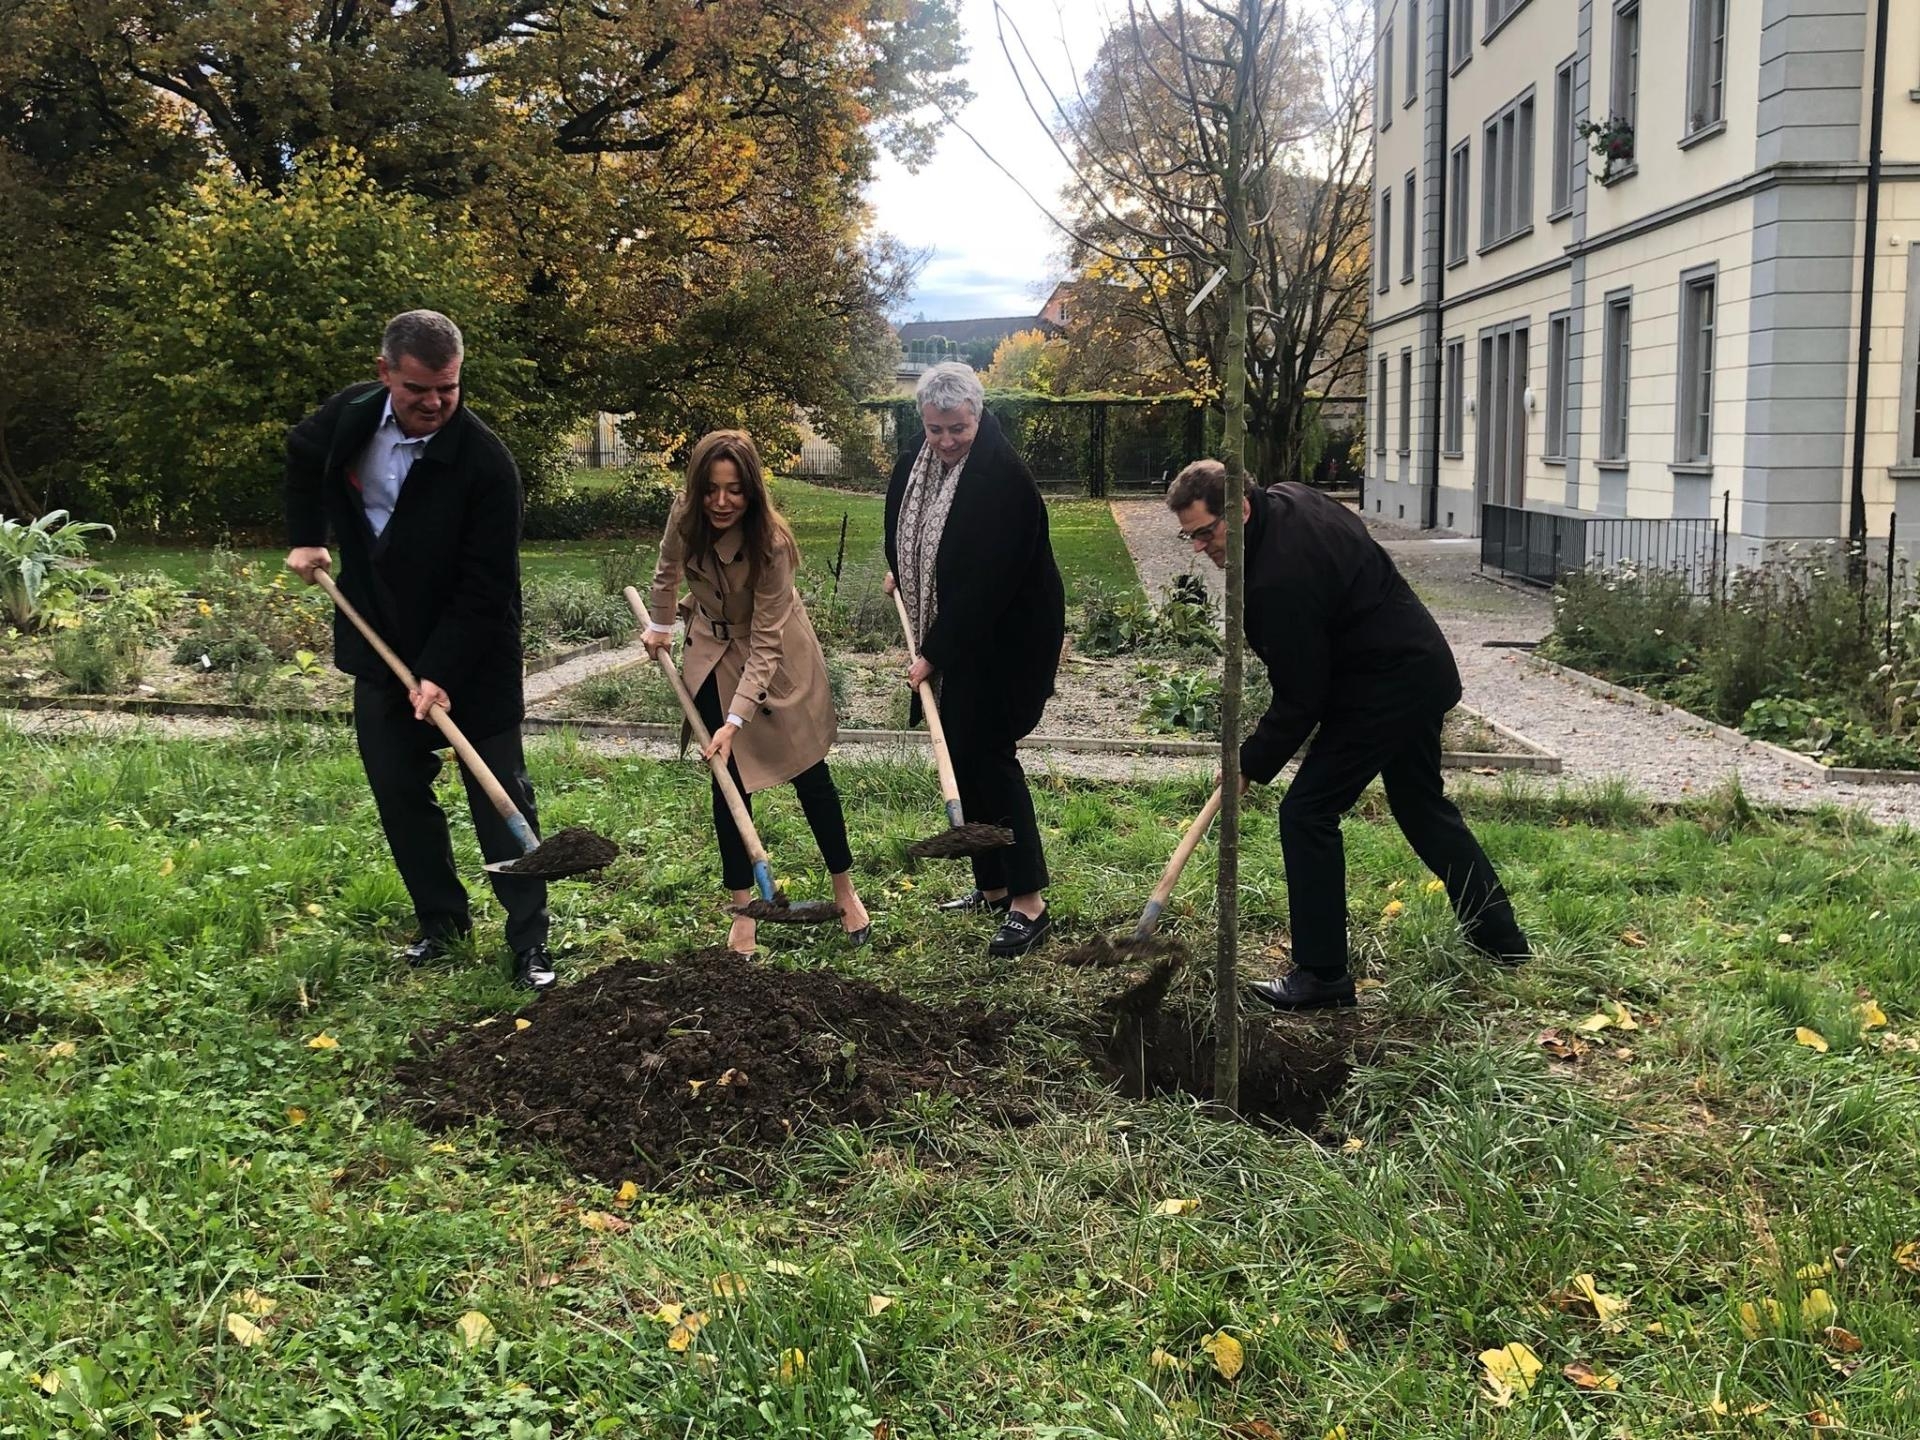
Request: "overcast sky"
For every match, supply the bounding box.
[865,0,1116,323]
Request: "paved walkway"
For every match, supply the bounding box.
[1109,499,1920,827]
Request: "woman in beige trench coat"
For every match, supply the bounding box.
[641,430,871,957]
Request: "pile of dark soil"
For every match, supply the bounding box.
[489,825,620,878]
[395,949,1012,1187]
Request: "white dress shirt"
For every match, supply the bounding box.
[357,399,431,538]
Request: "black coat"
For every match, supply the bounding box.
[285,381,528,739]
[1240,482,1461,783]
[884,409,1065,742]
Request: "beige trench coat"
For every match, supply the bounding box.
[647,506,837,794]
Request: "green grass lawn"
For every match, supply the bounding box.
[93,480,1143,609]
[4,726,1919,1436]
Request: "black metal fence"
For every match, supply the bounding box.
[1480,503,1724,597]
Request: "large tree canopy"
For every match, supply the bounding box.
[0,0,965,521]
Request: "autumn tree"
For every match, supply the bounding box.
[1045,0,1373,487]
[984,328,1068,393]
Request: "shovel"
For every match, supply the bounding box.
[888,586,1014,860]
[313,569,617,879]
[622,588,840,926]
[1063,785,1222,971]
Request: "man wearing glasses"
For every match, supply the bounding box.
[1167,461,1530,1009]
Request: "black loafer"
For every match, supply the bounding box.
[988,905,1052,957]
[399,933,467,966]
[1249,970,1357,1011]
[512,944,558,993]
[941,889,1011,915]
[1469,929,1532,967]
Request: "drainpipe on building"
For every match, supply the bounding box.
[1422,1,1449,531]
[1848,0,1891,560]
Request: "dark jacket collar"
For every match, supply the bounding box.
[335,381,470,470]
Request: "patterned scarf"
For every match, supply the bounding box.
[895,438,967,664]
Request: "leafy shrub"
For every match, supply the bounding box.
[524,465,678,541]
[0,510,115,632]
[51,628,141,694]
[1078,580,1218,658]
[172,550,330,667]
[1142,668,1222,735]
[523,578,636,644]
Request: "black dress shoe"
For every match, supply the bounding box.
[1249,969,1357,1011]
[1468,928,1532,967]
[399,934,466,966]
[512,944,558,992]
[988,905,1052,957]
[940,889,1011,915]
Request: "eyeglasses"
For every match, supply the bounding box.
[1177,519,1222,545]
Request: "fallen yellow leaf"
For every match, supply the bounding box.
[1824,1326,1863,1354]
[1574,1012,1614,1034]
[687,1078,707,1096]
[1620,929,1648,948]
[1341,1137,1365,1153]
[711,1272,750,1300]
[1478,1342,1542,1402]
[1795,1027,1830,1054]
[1709,1398,1772,1418]
[159,856,175,877]
[1856,999,1888,1030]
[776,1348,807,1382]
[1796,1261,1833,1281]
[867,1293,896,1316]
[764,1259,806,1276]
[1201,1330,1245,1381]
[580,1210,630,1234]
[235,1288,276,1317]
[1895,1240,1920,1275]
[1548,1274,1628,1323]
[1424,879,1446,895]
[1324,1428,1350,1440]
[651,1302,685,1325]
[225,1313,266,1348]
[1801,1289,1837,1328]
[46,1040,78,1059]
[306,1032,339,1050]
[1562,1360,1619,1391]
[31,1370,59,1394]
[514,1018,531,1031]
[1148,1346,1184,1371]
[666,1310,708,1352]
[1380,900,1405,920]
[304,902,323,916]
[615,1180,639,1206]
[1739,1298,1786,1338]
[688,1351,720,1375]
[454,1310,495,1350]
[429,1142,456,1154]
[1609,1001,1639,1031]
[284,1107,307,1126]
[1154,1197,1201,1217]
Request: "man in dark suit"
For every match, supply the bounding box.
[1168,461,1529,1009]
[283,310,554,991]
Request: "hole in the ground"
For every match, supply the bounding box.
[1095,1008,1366,1130]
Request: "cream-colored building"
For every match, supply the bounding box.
[1369,0,1920,573]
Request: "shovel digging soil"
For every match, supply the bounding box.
[889,588,1014,861]
[1060,786,1222,970]
[313,571,618,881]
[622,589,841,927]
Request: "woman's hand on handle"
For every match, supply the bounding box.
[883,571,897,596]
[640,627,674,659]
[702,722,737,768]
[908,656,934,690]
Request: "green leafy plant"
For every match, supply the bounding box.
[1142,668,1222,735]
[0,510,115,631]
[1078,586,1159,656]
[51,627,142,694]
[524,578,637,644]
[171,550,329,667]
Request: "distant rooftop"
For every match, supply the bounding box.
[895,315,1061,346]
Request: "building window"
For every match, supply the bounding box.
[1480,89,1536,250]
[1407,1,1420,105]
[1610,2,1640,158]
[1900,247,1920,472]
[1452,0,1472,69]
[1378,188,1392,293]
[1382,22,1394,130]
[1447,140,1471,265]
[1402,172,1416,282]
[1675,269,1717,466]
[1443,338,1466,456]
[1399,349,1414,456]
[1545,311,1570,460]
[1485,0,1529,35]
[1476,320,1529,508]
[1687,0,1727,136]
[1376,353,1390,456]
[1551,57,1574,216]
[1600,291,1632,464]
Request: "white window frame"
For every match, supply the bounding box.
[1600,290,1633,465]
[1442,337,1466,457]
[1402,171,1417,283]
[1447,140,1471,266]
[1685,0,1728,139]
[1550,57,1575,218]
[1544,311,1571,462]
[1480,88,1536,251]
[1674,267,1718,468]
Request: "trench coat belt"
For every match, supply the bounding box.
[696,608,734,642]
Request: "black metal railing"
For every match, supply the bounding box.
[1480,503,1724,597]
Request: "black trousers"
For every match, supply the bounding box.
[1278,706,1523,977]
[694,674,853,892]
[938,676,1049,897]
[352,678,550,955]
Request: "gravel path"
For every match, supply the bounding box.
[1109,499,1920,826]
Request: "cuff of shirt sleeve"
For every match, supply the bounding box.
[645,621,673,635]
[725,713,744,729]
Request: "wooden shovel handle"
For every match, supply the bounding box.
[314,568,536,852]
[889,585,967,826]
[1134,786,1223,939]
[622,587,773,873]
